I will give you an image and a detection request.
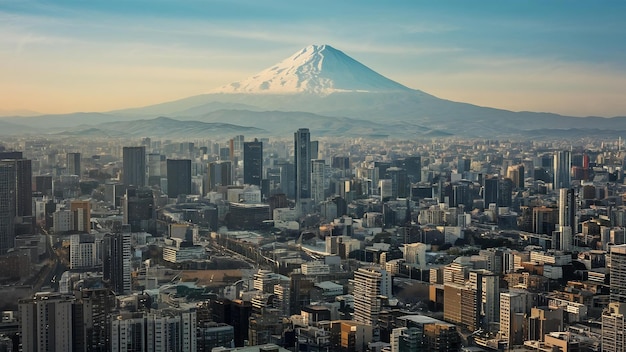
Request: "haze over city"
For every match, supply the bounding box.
[2,0,626,117]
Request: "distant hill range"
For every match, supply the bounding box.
[2,44,625,139]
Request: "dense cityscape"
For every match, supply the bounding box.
[0,130,625,351]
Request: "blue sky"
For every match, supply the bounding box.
[1,0,625,116]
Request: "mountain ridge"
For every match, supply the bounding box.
[2,44,625,138]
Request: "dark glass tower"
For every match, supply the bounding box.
[66,152,81,177]
[122,146,146,187]
[294,128,311,202]
[208,161,232,191]
[0,162,16,254]
[553,150,571,189]
[484,177,499,207]
[243,139,263,186]
[166,159,191,198]
[123,187,155,233]
[102,232,131,294]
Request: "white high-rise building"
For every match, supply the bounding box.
[353,266,392,327]
[602,302,626,352]
[70,233,99,269]
[403,242,428,268]
[53,209,74,233]
[500,291,530,347]
[111,309,197,352]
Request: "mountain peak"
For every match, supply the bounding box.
[212,44,412,95]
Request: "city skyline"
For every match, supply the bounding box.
[1,1,626,117]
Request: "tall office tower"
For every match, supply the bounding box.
[294,128,311,202]
[276,161,295,198]
[207,161,232,191]
[110,312,147,351]
[311,159,326,203]
[243,139,263,186]
[483,177,499,207]
[0,155,32,218]
[555,188,575,251]
[498,178,513,207]
[469,269,500,330]
[506,164,525,189]
[231,135,245,159]
[452,183,472,208]
[553,150,571,189]
[353,267,392,327]
[146,309,197,352]
[73,288,116,352]
[0,162,16,254]
[602,302,626,352]
[66,152,81,177]
[387,167,409,199]
[147,153,163,186]
[102,232,132,294]
[123,187,155,233]
[396,156,421,183]
[333,156,351,177]
[122,146,146,187]
[219,147,230,161]
[19,293,74,352]
[457,157,471,174]
[610,244,626,303]
[499,291,529,347]
[70,200,91,233]
[34,175,53,196]
[166,159,191,198]
[310,140,319,160]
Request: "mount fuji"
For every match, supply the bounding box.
[213,44,411,95]
[3,44,626,138]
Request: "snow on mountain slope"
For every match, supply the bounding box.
[213,44,412,95]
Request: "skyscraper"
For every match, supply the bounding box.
[506,164,525,189]
[103,232,132,294]
[483,177,499,207]
[0,162,16,254]
[0,154,32,253]
[73,288,117,352]
[353,266,392,327]
[387,167,409,199]
[0,153,33,217]
[601,302,626,352]
[146,153,163,186]
[19,293,74,351]
[67,152,81,177]
[555,188,575,251]
[610,244,626,303]
[123,187,155,233]
[207,161,232,191]
[166,159,191,198]
[243,139,263,186]
[70,200,91,233]
[311,159,326,203]
[553,150,571,189]
[122,146,146,187]
[294,128,311,202]
[398,156,421,183]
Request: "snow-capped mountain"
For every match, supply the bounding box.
[213,44,411,95]
[5,44,626,138]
